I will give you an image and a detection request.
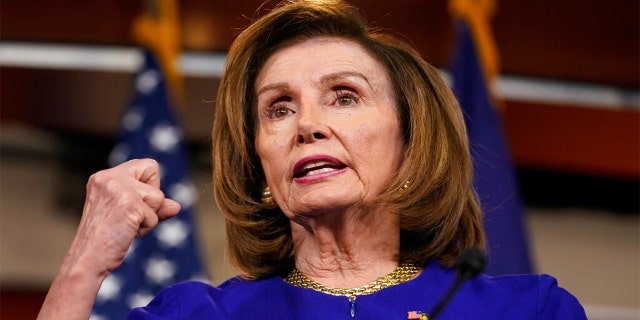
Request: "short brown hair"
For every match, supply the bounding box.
[212,0,485,279]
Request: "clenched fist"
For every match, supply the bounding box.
[75,158,181,272]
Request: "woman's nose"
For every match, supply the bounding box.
[297,131,326,144]
[295,103,329,144]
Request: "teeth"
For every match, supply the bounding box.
[298,160,341,177]
[306,167,335,176]
[302,161,332,170]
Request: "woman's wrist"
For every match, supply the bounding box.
[37,245,110,319]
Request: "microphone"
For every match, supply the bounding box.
[427,248,486,319]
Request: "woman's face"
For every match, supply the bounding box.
[254,37,404,218]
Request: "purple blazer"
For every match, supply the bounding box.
[128,260,586,319]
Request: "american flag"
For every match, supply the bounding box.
[90,49,206,319]
[449,0,533,275]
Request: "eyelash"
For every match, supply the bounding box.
[264,102,290,119]
[334,88,360,106]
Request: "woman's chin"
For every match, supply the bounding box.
[285,195,367,221]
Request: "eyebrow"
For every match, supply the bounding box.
[257,82,290,96]
[257,71,372,96]
[320,71,371,87]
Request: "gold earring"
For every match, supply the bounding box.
[401,180,410,190]
[261,186,277,208]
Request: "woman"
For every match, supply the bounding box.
[38,1,586,319]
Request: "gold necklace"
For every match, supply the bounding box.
[284,262,421,297]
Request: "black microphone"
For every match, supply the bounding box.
[427,248,486,319]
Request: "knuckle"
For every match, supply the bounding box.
[146,159,160,172]
[115,190,137,208]
[102,177,124,195]
[151,188,165,199]
[86,169,110,191]
[133,158,159,169]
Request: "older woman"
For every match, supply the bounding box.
[38,1,586,319]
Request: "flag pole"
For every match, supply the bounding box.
[132,0,185,108]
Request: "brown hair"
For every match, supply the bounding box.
[212,0,485,279]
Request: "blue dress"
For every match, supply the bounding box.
[128,260,586,319]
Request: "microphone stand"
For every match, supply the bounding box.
[428,248,486,319]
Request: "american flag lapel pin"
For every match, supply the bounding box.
[407,310,429,320]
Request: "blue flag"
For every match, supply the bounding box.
[91,50,206,319]
[451,21,533,275]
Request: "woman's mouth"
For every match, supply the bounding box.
[294,160,346,178]
[293,156,347,180]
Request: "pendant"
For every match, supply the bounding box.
[348,296,357,318]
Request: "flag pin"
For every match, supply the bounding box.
[407,310,429,320]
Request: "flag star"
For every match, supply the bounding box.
[158,163,167,180]
[108,143,130,167]
[145,256,176,285]
[149,124,181,152]
[123,241,138,261]
[122,107,145,132]
[127,291,155,309]
[96,274,122,303]
[89,313,108,320]
[190,272,210,284]
[136,69,160,94]
[156,219,189,248]
[169,182,197,208]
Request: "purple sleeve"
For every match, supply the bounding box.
[537,275,587,320]
[127,282,224,320]
[127,286,180,320]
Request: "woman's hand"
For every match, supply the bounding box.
[74,158,181,273]
[37,159,181,320]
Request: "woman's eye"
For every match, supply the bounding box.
[334,89,359,107]
[263,96,293,119]
[265,103,292,119]
[272,107,289,118]
[337,95,353,106]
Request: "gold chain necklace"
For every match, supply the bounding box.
[284,262,421,297]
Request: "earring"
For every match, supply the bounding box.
[261,186,277,208]
[401,180,410,190]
